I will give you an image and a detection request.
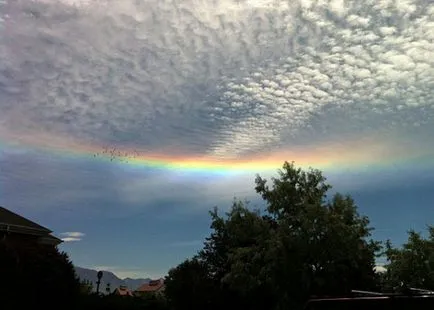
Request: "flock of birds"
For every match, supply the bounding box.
[93,146,141,163]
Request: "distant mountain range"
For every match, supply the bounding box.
[74,266,151,293]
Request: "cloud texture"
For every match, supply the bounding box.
[0,0,433,159]
[1,0,434,217]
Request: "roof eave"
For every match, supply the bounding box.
[0,223,52,236]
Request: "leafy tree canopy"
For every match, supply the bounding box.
[0,239,80,308]
[385,227,434,290]
[166,162,381,310]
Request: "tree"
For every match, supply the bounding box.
[80,279,94,295]
[164,258,217,310]
[165,162,380,310]
[199,200,277,310]
[384,227,434,290]
[0,239,80,309]
[253,162,380,307]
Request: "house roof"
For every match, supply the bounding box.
[0,207,62,245]
[114,286,133,296]
[0,206,52,235]
[136,279,165,292]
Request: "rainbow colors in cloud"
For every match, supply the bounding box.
[1,0,434,177]
[1,126,432,176]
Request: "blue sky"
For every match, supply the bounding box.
[1,0,434,278]
[2,150,434,278]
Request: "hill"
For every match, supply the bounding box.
[74,266,151,293]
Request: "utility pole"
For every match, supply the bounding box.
[96,271,103,294]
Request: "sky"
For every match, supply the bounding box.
[1,0,434,279]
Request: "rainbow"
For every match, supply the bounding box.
[0,127,433,175]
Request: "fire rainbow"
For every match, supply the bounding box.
[0,128,433,175]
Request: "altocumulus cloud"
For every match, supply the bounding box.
[60,231,86,242]
[0,0,433,160]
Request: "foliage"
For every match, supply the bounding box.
[384,227,434,290]
[198,201,277,310]
[80,279,94,295]
[0,239,80,309]
[164,257,217,310]
[167,161,381,310]
[77,293,168,310]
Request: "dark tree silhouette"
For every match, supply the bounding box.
[384,227,434,290]
[165,162,381,310]
[0,239,80,308]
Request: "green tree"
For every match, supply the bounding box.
[384,227,434,290]
[164,162,380,310]
[254,162,380,307]
[199,201,277,310]
[164,258,217,310]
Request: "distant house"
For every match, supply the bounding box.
[113,285,134,297]
[135,279,165,296]
[0,206,62,247]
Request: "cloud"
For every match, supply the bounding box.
[0,146,257,220]
[117,170,256,210]
[1,139,429,222]
[0,145,257,217]
[0,0,433,160]
[1,0,434,221]
[61,231,85,238]
[61,231,85,241]
[62,237,82,242]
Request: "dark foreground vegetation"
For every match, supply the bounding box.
[2,162,434,309]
